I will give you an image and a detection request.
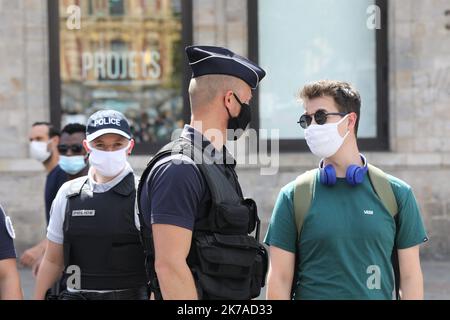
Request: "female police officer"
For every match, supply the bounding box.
[34,110,148,300]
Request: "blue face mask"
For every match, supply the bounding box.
[59,155,87,175]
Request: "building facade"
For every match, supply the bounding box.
[0,0,449,259]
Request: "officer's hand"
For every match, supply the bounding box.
[20,245,45,268]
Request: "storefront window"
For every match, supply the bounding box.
[256,0,388,149]
[58,0,186,146]
[109,0,125,15]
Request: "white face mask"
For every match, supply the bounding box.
[88,144,130,178]
[304,115,350,159]
[29,141,51,163]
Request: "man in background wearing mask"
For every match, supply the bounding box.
[32,123,90,290]
[137,46,267,300]
[265,80,428,300]
[58,123,89,179]
[34,110,148,300]
[21,123,67,269]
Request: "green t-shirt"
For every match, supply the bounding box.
[264,172,428,300]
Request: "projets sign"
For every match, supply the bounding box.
[82,50,161,81]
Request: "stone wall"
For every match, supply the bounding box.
[0,0,50,252]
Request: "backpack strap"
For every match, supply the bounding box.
[367,164,398,217]
[367,164,401,300]
[293,169,318,240]
[291,169,317,298]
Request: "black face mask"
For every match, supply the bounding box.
[225,93,252,141]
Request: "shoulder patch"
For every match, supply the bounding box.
[5,216,16,239]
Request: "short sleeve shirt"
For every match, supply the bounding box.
[264,171,428,300]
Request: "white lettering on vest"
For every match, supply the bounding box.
[72,210,96,217]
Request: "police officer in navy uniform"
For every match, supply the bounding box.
[0,204,23,299]
[137,46,268,300]
[34,110,148,300]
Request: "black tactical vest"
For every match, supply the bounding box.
[137,137,268,300]
[63,173,148,290]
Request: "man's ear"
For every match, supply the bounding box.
[49,136,60,150]
[83,140,91,154]
[48,136,59,154]
[127,139,135,156]
[348,112,358,132]
[223,90,235,112]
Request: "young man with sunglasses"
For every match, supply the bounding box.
[34,110,148,300]
[58,123,89,179]
[265,80,428,300]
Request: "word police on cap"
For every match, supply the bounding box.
[93,117,121,127]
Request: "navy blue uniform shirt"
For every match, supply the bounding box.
[45,165,67,224]
[0,206,16,260]
[140,125,238,231]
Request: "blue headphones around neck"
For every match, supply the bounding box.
[319,154,368,187]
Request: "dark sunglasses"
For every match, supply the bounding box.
[297,109,348,129]
[57,144,84,155]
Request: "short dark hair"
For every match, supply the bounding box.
[299,80,362,136]
[32,122,60,138]
[61,123,87,137]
